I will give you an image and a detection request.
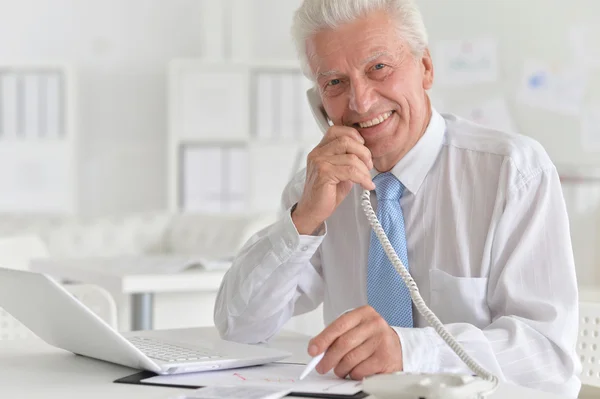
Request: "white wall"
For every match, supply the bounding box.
[0,0,204,216]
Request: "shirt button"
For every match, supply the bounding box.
[301,246,309,251]
[286,240,293,248]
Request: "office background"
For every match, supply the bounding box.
[0,0,599,334]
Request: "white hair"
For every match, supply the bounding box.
[291,0,429,80]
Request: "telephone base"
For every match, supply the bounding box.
[362,372,497,399]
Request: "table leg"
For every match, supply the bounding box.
[131,293,154,331]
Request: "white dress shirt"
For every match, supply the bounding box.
[214,110,581,396]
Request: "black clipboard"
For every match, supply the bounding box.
[114,370,368,399]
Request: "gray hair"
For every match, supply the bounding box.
[291,0,429,80]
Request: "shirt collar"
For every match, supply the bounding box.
[370,108,446,195]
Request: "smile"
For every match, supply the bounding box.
[357,111,394,128]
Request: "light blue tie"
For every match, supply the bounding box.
[367,172,413,327]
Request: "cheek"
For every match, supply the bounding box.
[323,99,347,125]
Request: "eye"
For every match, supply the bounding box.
[373,63,386,71]
[328,78,341,86]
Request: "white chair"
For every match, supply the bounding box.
[577,301,600,398]
[0,235,118,340]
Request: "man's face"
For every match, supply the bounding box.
[306,10,434,170]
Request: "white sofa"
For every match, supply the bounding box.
[0,211,276,330]
[0,211,276,261]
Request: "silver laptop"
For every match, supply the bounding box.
[0,267,290,375]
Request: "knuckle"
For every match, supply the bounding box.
[338,136,352,147]
[348,153,359,163]
[346,165,358,175]
[341,350,359,366]
[375,315,389,329]
[315,160,329,174]
[334,367,348,379]
[349,369,366,380]
[336,335,354,350]
[360,305,375,314]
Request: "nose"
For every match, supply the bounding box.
[349,80,377,115]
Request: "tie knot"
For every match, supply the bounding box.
[374,172,405,200]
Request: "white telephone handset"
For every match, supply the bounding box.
[307,87,331,134]
[306,88,498,398]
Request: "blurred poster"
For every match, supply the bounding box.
[582,103,600,152]
[516,59,586,116]
[433,38,498,86]
[455,97,516,132]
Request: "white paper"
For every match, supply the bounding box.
[172,385,292,399]
[433,38,498,86]
[256,73,274,140]
[569,26,600,69]
[582,103,600,152]
[516,59,586,116]
[144,363,362,396]
[455,97,516,132]
[1,73,18,138]
[183,147,222,212]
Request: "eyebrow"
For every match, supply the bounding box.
[317,51,391,79]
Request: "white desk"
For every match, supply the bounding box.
[0,327,571,399]
[30,258,227,331]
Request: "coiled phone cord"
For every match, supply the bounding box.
[360,189,499,392]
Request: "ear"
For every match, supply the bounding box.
[421,48,434,90]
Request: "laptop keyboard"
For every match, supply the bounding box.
[128,336,224,363]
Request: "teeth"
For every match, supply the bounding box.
[358,111,393,128]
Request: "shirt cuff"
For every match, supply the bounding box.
[392,327,441,373]
[268,204,326,263]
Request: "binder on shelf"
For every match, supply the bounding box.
[1,72,18,139]
[23,73,40,139]
[45,72,62,138]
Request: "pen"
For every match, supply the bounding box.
[299,352,325,380]
[298,308,354,381]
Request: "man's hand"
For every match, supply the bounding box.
[307,306,403,380]
[292,126,375,235]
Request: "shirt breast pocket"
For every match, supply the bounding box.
[428,269,490,329]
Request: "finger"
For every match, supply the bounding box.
[317,136,373,170]
[316,321,379,375]
[319,125,364,147]
[315,162,375,191]
[347,354,384,381]
[315,155,374,191]
[333,336,380,379]
[308,307,367,356]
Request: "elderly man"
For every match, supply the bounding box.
[214,0,580,395]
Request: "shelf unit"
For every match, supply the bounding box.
[0,63,77,214]
[167,58,321,214]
